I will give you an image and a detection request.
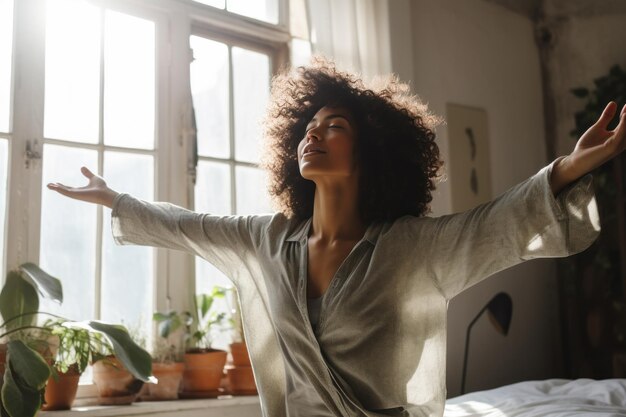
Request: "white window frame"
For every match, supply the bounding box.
[3,0,291,403]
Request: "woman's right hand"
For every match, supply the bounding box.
[47,167,119,208]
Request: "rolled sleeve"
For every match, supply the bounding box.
[416,158,601,300]
[111,193,265,280]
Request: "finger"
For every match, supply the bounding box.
[606,111,626,151]
[46,182,74,197]
[595,101,617,129]
[617,112,626,150]
[81,166,95,179]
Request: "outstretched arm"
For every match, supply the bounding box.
[551,101,626,195]
[405,103,624,300]
[47,167,267,281]
[47,167,118,208]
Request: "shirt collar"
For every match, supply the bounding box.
[285,217,380,245]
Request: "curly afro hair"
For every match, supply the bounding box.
[260,56,444,224]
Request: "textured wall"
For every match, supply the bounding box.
[538,11,626,158]
[390,0,560,398]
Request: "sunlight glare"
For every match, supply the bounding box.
[526,234,543,252]
[104,10,155,150]
[0,0,14,133]
[587,198,601,231]
[228,0,279,24]
[44,0,100,142]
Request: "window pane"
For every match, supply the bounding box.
[104,10,155,150]
[40,145,98,320]
[192,0,225,9]
[227,0,279,24]
[233,47,269,164]
[190,37,230,159]
[194,161,233,350]
[0,0,13,133]
[196,161,231,214]
[235,165,271,214]
[101,151,154,333]
[44,0,100,143]
[0,140,7,271]
[291,38,312,68]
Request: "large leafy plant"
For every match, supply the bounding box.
[0,263,155,417]
[565,63,626,375]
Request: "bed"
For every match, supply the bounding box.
[444,378,626,416]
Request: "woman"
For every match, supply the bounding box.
[48,58,625,417]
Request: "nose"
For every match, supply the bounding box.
[305,128,321,143]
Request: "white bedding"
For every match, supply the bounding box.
[444,378,626,416]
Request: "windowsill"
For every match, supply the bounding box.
[39,395,262,417]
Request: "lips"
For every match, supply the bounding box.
[302,144,327,157]
[303,150,325,156]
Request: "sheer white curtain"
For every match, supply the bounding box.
[304,0,392,79]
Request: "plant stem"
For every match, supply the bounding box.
[0,311,69,330]
[0,326,52,340]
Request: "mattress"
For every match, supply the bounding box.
[444,378,626,416]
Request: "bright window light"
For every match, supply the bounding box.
[44,0,100,143]
[228,0,279,24]
[104,10,155,150]
[0,0,14,133]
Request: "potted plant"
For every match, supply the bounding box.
[224,287,257,395]
[42,320,111,410]
[0,263,155,416]
[90,323,154,406]
[179,286,230,398]
[145,310,186,400]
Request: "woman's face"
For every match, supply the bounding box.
[297,106,358,180]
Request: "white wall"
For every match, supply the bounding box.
[388,0,562,397]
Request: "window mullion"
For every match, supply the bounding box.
[154,10,174,315]
[228,45,237,215]
[5,0,46,274]
[164,10,195,314]
[94,5,105,321]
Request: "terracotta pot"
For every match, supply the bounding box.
[92,357,144,405]
[42,365,80,411]
[145,362,185,400]
[226,365,257,395]
[229,342,251,367]
[182,349,227,393]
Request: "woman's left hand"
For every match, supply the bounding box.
[551,101,626,195]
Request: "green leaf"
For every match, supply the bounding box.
[86,321,155,383]
[154,311,182,339]
[152,312,169,322]
[1,363,42,417]
[0,272,39,329]
[6,340,51,390]
[157,320,171,339]
[19,262,63,304]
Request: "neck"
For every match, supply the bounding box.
[310,177,367,243]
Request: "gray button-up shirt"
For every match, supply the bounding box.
[111,159,600,417]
